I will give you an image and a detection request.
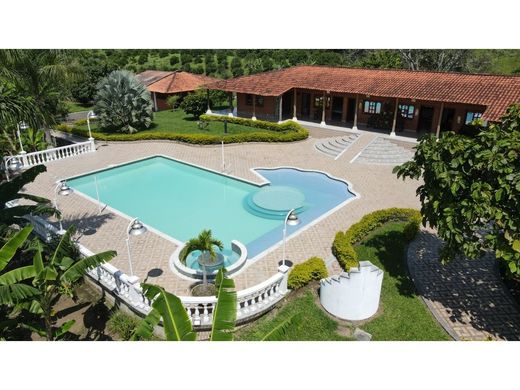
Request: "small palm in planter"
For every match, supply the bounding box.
[180,229,224,294]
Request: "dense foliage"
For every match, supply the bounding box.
[332,208,421,270]
[394,104,520,274]
[94,70,153,133]
[287,257,328,290]
[179,91,207,119]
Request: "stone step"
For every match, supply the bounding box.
[314,143,338,157]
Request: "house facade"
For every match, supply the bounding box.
[205,66,520,136]
[136,70,218,111]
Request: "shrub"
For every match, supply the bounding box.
[332,208,422,271]
[106,311,140,341]
[288,257,328,290]
[94,70,153,133]
[180,91,207,119]
[58,116,309,145]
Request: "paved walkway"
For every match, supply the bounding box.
[407,229,520,340]
[22,135,420,296]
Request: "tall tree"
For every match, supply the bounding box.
[0,49,81,125]
[398,49,470,72]
[394,104,520,273]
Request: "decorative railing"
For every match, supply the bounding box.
[5,140,96,169]
[22,211,290,328]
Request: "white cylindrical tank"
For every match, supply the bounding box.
[320,261,383,321]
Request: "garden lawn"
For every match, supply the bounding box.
[235,222,450,341]
[66,101,93,113]
[235,289,351,341]
[356,222,450,340]
[78,109,278,136]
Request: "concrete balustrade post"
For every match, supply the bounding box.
[278,264,291,294]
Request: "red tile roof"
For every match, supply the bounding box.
[205,66,520,121]
[136,70,218,94]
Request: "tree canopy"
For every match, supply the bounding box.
[394,104,520,273]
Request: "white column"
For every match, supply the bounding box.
[353,95,359,131]
[278,95,283,123]
[252,95,256,121]
[390,98,399,137]
[292,89,297,121]
[228,93,234,117]
[436,102,444,138]
[205,90,212,114]
[320,92,326,127]
[153,92,158,112]
[278,264,290,294]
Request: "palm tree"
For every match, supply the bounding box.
[94,70,153,133]
[0,49,82,126]
[180,229,223,286]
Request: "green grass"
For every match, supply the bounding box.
[236,289,351,341]
[235,222,450,341]
[78,109,278,136]
[356,222,450,340]
[66,101,93,113]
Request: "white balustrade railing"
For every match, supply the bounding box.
[5,139,96,169]
[21,210,290,328]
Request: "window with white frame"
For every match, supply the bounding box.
[399,104,415,119]
[465,111,483,124]
[363,100,382,114]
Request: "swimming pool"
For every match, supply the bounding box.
[67,156,356,262]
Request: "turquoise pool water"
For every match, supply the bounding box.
[67,156,355,260]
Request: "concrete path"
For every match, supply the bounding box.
[407,229,520,340]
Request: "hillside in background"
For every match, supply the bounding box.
[73,49,520,79]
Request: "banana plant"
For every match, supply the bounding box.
[23,226,117,340]
[132,268,235,341]
[131,268,300,341]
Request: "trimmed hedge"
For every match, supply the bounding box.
[55,117,308,145]
[288,257,328,290]
[332,208,422,271]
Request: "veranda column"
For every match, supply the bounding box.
[320,92,326,127]
[252,95,257,121]
[206,89,212,114]
[436,102,444,138]
[278,95,283,123]
[292,89,297,121]
[152,92,158,112]
[353,95,359,131]
[228,93,234,117]
[390,98,399,137]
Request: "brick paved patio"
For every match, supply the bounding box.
[23,131,421,295]
[407,230,520,340]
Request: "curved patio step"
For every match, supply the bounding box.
[352,136,415,166]
[314,134,360,159]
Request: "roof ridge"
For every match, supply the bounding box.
[293,64,520,79]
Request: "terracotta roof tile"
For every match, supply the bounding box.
[205,66,520,121]
[137,70,219,94]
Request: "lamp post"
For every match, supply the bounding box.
[282,209,300,266]
[125,218,147,277]
[86,111,97,141]
[16,121,28,153]
[54,181,73,233]
[3,156,23,181]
